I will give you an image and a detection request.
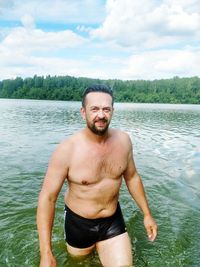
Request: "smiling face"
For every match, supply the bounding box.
[81,92,114,136]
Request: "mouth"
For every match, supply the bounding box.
[95,119,107,127]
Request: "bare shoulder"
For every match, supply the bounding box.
[111,129,132,146]
[51,131,82,159]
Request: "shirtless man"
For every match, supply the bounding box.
[37,84,158,267]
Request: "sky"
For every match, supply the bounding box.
[0,0,200,81]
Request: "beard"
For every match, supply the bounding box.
[87,118,110,136]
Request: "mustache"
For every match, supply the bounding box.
[94,118,108,123]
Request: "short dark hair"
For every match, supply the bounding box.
[82,84,113,107]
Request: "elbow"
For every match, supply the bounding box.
[36,191,57,223]
[37,189,57,208]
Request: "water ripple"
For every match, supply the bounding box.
[1,100,200,266]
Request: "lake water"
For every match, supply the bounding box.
[0,99,200,267]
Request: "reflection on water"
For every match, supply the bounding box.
[0,99,200,266]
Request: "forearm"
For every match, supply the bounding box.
[125,173,151,216]
[37,192,56,254]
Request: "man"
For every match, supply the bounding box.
[37,84,158,267]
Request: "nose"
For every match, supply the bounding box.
[97,109,105,118]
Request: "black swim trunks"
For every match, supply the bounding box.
[64,203,127,248]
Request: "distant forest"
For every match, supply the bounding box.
[0,75,200,104]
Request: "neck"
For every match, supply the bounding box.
[84,128,110,144]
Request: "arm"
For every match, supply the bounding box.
[37,141,69,266]
[123,138,158,242]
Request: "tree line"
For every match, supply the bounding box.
[0,75,200,104]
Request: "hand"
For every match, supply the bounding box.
[39,251,57,267]
[143,214,158,242]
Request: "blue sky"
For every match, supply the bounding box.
[0,0,200,80]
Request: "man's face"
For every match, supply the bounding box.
[81,92,114,136]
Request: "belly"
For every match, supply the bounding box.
[65,177,122,219]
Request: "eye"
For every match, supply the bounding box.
[91,107,99,112]
[103,107,112,113]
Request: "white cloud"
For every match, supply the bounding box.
[0,15,89,79]
[167,0,200,13]
[0,0,13,9]
[1,16,87,55]
[0,52,125,80]
[90,0,200,49]
[0,0,105,24]
[21,14,35,29]
[162,4,200,33]
[0,1,200,80]
[122,48,200,80]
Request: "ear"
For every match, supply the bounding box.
[80,107,86,119]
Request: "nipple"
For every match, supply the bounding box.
[82,180,89,185]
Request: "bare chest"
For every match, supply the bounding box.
[68,144,127,184]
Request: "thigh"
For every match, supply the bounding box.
[96,232,133,267]
[66,242,95,257]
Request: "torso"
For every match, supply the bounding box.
[64,129,130,219]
